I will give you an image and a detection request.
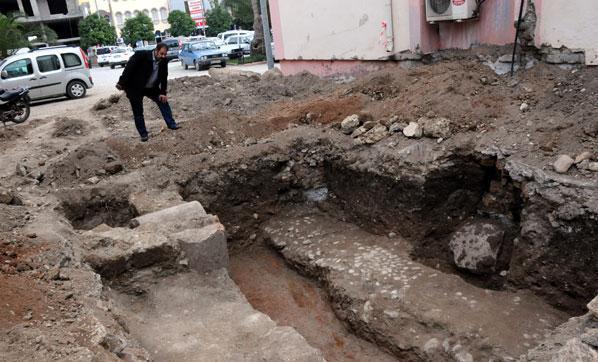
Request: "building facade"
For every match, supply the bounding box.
[270,0,598,76]
[80,0,172,37]
[0,0,84,44]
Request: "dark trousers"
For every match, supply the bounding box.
[127,89,177,138]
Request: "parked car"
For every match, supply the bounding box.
[220,35,251,58]
[204,37,223,46]
[134,44,156,52]
[161,38,181,62]
[95,46,117,67]
[217,30,254,44]
[0,46,93,100]
[108,47,134,69]
[179,41,227,70]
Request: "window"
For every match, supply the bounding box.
[115,12,123,26]
[61,53,82,68]
[160,7,168,21]
[134,10,140,17]
[36,55,61,73]
[143,9,149,17]
[48,0,67,15]
[125,11,132,19]
[151,9,159,23]
[2,59,33,79]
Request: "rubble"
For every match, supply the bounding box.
[418,116,452,139]
[340,114,360,134]
[402,122,423,138]
[553,155,575,173]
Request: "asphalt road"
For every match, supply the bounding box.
[29,60,271,119]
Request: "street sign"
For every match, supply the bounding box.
[188,0,207,27]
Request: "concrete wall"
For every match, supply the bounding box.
[534,0,598,65]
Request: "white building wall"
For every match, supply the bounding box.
[276,0,403,60]
[535,0,598,65]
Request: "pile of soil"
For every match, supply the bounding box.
[52,117,87,138]
[92,59,597,180]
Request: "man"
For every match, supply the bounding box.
[116,43,180,142]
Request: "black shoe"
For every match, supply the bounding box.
[140,135,149,142]
[168,124,181,130]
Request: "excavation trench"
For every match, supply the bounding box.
[65,145,595,360]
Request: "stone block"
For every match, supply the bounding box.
[132,201,208,227]
[449,220,506,274]
[128,190,184,216]
[173,223,229,273]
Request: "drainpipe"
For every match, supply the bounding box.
[385,0,394,52]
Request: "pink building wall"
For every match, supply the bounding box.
[270,0,567,76]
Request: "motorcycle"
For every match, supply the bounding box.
[0,87,30,126]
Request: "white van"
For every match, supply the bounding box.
[96,46,117,67]
[0,46,93,100]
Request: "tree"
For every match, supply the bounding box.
[0,14,28,58]
[249,0,264,56]
[121,13,154,47]
[222,0,253,30]
[205,5,233,37]
[24,23,58,45]
[78,14,117,49]
[167,10,196,37]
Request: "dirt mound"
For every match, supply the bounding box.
[46,143,124,185]
[96,72,337,125]
[0,127,25,142]
[92,93,122,111]
[52,117,87,138]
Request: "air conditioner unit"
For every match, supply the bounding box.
[425,0,478,23]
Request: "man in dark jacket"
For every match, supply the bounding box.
[116,43,180,142]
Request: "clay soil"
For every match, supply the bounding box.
[1,52,597,360]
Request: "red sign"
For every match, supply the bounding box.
[453,0,465,5]
[187,0,206,27]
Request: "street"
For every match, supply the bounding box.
[29,60,271,119]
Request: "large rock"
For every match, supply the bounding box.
[574,151,593,164]
[341,114,360,135]
[403,122,423,138]
[360,125,389,144]
[418,117,451,139]
[173,223,229,273]
[553,155,575,173]
[449,220,506,274]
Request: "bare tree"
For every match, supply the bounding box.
[250,0,264,56]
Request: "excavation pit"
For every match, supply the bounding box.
[73,139,596,361]
[60,187,138,231]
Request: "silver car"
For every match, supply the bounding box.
[0,46,93,100]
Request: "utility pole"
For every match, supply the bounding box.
[259,0,274,69]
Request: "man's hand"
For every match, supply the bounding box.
[159,95,168,103]
[115,83,123,91]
